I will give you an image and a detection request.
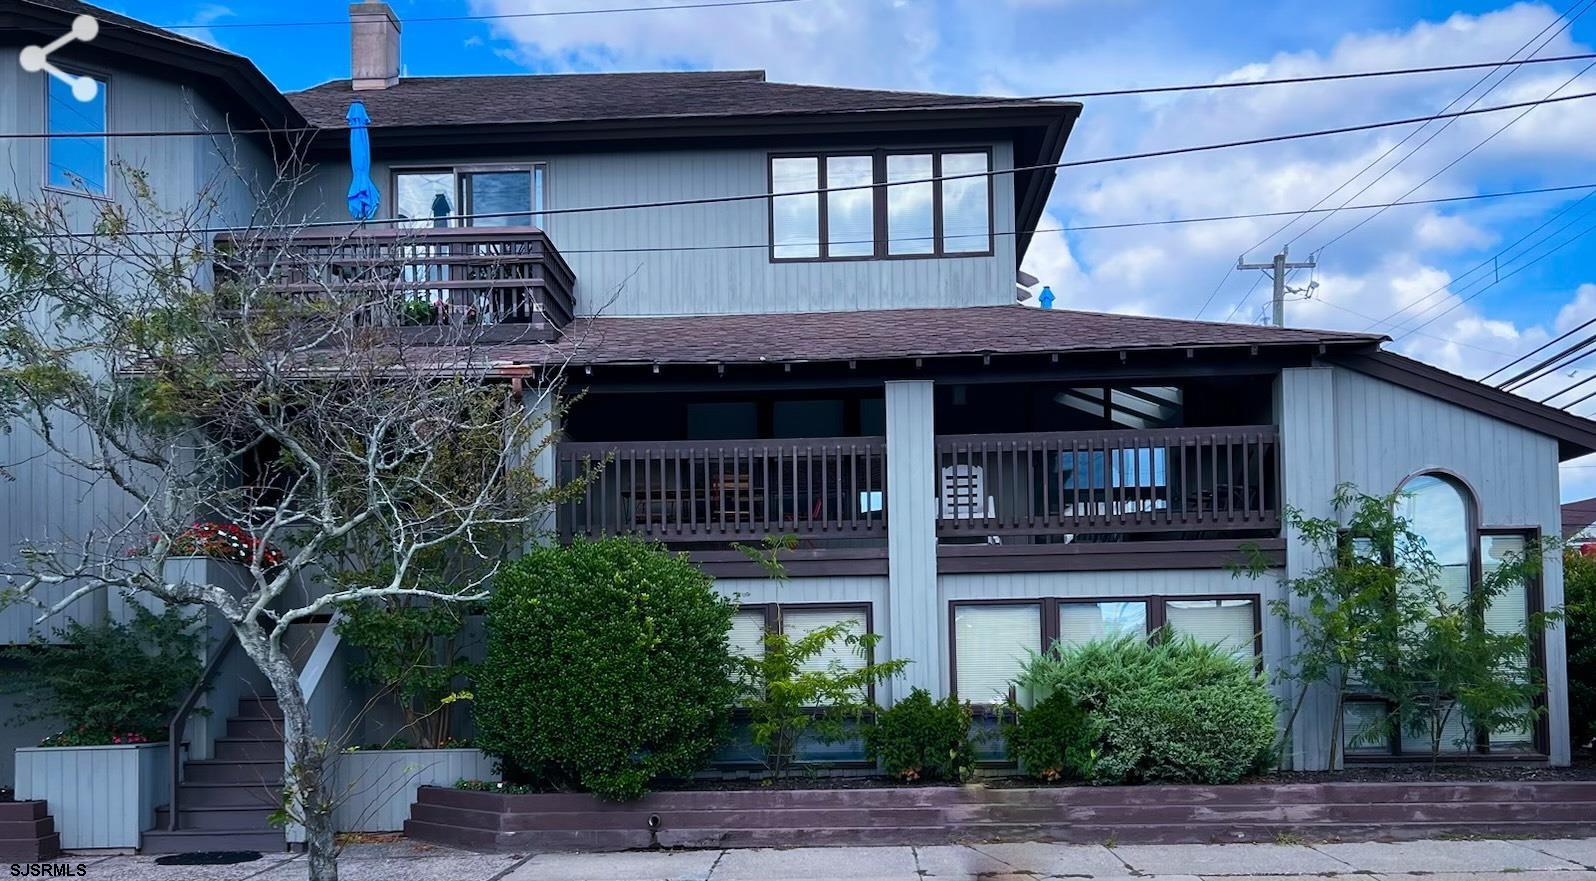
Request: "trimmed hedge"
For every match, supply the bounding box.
[1004,692,1097,782]
[1019,634,1277,785]
[474,537,740,800]
[865,688,974,782]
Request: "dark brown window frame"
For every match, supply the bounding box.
[946,593,1265,709]
[767,147,996,263]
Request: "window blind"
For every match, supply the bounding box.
[954,604,1040,704]
[729,609,768,661]
[1165,599,1257,659]
[784,608,868,676]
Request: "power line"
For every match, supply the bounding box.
[1480,314,1596,383]
[1237,0,1590,262]
[6,55,1596,141]
[154,0,813,29]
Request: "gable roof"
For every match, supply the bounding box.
[1329,349,1596,461]
[494,304,1384,367]
[1563,497,1596,539]
[288,70,1076,129]
[287,72,1079,264]
[0,0,304,130]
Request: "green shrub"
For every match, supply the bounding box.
[1568,546,1596,751]
[865,688,974,782]
[474,537,740,801]
[1003,692,1097,782]
[1018,634,1276,785]
[0,604,204,745]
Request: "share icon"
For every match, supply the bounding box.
[19,15,101,102]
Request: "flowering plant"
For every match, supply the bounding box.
[167,521,285,567]
[40,727,152,748]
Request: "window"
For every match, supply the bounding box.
[1057,601,1148,650]
[1165,599,1258,660]
[731,604,875,695]
[1343,473,1545,758]
[769,149,993,261]
[47,70,107,194]
[393,165,546,228]
[953,603,1040,704]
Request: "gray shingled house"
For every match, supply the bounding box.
[2,0,1594,854]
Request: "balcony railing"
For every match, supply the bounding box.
[935,425,1279,539]
[213,226,576,338]
[557,437,888,543]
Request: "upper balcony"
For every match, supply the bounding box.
[213,226,577,341]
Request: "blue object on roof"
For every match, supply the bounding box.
[346,101,379,221]
[1039,285,1055,310]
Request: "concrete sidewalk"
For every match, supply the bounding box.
[66,836,1596,881]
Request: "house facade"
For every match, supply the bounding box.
[2,0,1593,853]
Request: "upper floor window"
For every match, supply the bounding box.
[769,149,993,261]
[46,70,108,195]
[393,164,546,228]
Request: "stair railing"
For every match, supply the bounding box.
[167,629,239,831]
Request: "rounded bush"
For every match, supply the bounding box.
[865,687,974,782]
[1018,634,1277,785]
[474,537,740,800]
[1003,692,1097,782]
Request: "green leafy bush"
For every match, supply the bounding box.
[336,593,478,749]
[0,604,204,745]
[1565,546,1596,751]
[1018,634,1276,784]
[474,537,740,801]
[1003,692,1097,782]
[865,688,974,782]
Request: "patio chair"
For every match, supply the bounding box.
[939,464,1001,544]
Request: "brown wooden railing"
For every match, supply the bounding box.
[934,425,1278,539]
[213,226,576,337]
[557,437,888,542]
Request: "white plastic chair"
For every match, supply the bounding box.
[939,464,1000,544]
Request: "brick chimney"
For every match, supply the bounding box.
[350,2,401,90]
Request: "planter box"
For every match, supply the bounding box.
[14,743,169,850]
[335,748,497,833]
[404,779,1596,853]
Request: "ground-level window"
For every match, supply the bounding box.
[714,603,874,767]
[949,595,1261,706]
[1342,471,1545,757]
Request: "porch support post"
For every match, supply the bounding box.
[1277,366,1338,770]
[884,380,939,704]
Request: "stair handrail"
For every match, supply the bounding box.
[167,628,239,831]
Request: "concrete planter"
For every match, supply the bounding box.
[404,779,1596,853]
[13,743,170,850]
[334,748,497,833]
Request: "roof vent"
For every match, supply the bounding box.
[350,3,402,91]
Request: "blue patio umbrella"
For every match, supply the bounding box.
[346,101,379,221]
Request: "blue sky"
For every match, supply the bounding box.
[85,0,1596,495]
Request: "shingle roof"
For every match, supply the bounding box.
[1563,497,1596,538]
[287,71,1075,129]
[502,305,1383,367]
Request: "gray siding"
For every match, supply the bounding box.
[0,58,276,646]
[14,743,170,849]
[885,381,939,702]
[333,748,497,833]
[285,142,1018,316]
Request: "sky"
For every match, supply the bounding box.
[85,0,1596,499]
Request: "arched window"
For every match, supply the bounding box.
[1396,473,1473,609]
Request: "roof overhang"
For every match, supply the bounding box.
[1,0,304,133]
[1329,349,1596,461]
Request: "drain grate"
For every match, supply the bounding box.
[153,851,262,866]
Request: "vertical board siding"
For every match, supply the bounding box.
[1277,367,1339,770]
[284,142,1017,317]
[885,381,940,701]
[1329,367,1569,764]
[333,749,498,833]
[14,744,168,849]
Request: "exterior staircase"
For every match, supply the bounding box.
[141,695,287,853]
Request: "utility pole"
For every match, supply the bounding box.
[1237,247,1317,327]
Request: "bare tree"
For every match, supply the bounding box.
[0,153,573,881]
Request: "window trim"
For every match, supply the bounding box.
[41,62,112,201]
[1340,471,1549,761]
[947,593,1264,709]
[766,146,996,263]
[389,162,548,228]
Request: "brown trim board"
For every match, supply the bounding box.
[937,538,1282,574]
